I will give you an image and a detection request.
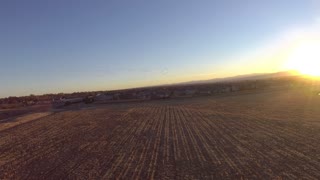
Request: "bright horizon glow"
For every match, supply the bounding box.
[284,34,320,77]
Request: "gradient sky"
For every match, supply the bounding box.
[1,0,319,97]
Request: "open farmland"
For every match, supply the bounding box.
[1,89,320,179]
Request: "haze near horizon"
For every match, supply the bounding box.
[1,0,319,97]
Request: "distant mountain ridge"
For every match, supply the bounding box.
[177,70,299,85]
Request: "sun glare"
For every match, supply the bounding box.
[285,40,320,77]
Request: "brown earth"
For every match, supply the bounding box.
[0,105,52,121]
[0,89,320,179]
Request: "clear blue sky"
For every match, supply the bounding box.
[0,0,318,97]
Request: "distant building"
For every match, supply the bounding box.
[95,93,113,101]
[152,91,170,99]
[221,86,231,93]
[137,91,151,100]
[25,100,37,106]
[113,93,121,100]
[185,89,197,96]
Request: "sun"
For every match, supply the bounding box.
[285,40,320,77]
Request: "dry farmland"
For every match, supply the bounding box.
[1,89,320,179]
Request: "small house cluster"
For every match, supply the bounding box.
[0,76,310,109]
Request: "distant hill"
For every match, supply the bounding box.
[177,71,299,85]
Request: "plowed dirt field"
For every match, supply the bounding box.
[1,90,320,179]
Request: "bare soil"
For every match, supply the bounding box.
[1,89,320,179]
[0,105,52,121]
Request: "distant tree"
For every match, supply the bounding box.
[8,96,19,104]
